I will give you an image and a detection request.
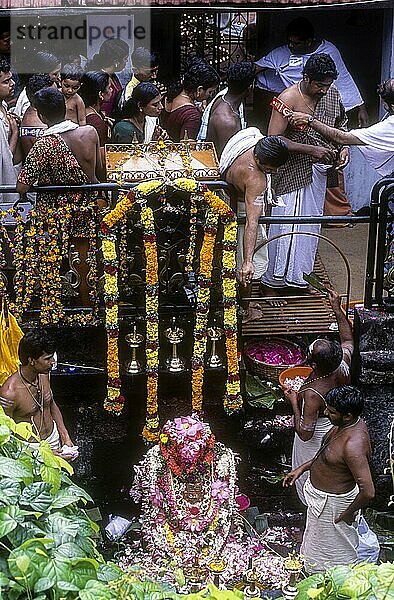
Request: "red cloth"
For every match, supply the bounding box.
[86,113,110,147]
[161,104,201,142]
[101,73,123,118]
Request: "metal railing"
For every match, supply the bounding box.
[0,179,391,309]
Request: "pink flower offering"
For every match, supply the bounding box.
[235,494,250,511]
[246,339,305,366]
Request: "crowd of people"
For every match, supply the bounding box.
[0,16,391,576]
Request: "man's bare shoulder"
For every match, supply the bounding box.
[69,125,99,141]
[0,371,20,400]
[278,84,299,104]
[21,108,42,127]
[344,422,371,453]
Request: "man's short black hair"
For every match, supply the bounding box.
[325,385,364,417]
[18,330,56,365]
[254,136,289,168]
[309,338,343,375]
[34,87,66,121]
[378,78,394,105]
[26,73,52,104]
[0,56,10,75]
[131,47,158,69]
[303,53,338,82]
[227,61,256,95]
[286,17,315,41]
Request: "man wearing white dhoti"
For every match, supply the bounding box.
[0,58,20,206]
[284,386,375,574]
[285,289,354,505]
[290,78,394,178]
[255,17,365,221]
[262,54,346,298]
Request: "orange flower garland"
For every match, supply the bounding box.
[141,204,160,442]
[101,190,136,414]
[191,209,219,413]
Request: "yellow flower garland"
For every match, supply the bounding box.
[101,177,241,428]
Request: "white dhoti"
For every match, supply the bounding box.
[28,421,60,451]
[301,476,360,574]
[262,163,329,288]
[292,416,333,505]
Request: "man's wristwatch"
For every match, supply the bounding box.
[307,115,315,126]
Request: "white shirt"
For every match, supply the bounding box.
[350,115,394,177]
[255,40,363,112]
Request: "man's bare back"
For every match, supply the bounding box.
[311,419,371,494]
[61,125,100,182]
[20,106,46,159]
[225,147,267,202]
[206,97,241,157]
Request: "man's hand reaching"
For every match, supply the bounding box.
[239,260,254,287]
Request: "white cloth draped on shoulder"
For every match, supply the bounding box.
[255,40,364,111]
[301,476,360,574]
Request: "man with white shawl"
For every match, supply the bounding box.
[198,62,254,156]
[290,78,394,178]
[284,288,354,505]
[284,386,375,574]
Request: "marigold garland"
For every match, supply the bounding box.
[191,209,218,413]
[141,203,160,442]
[100,177,241,431]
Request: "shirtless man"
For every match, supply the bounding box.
[261,54,347,299]
[0,330,75,455]
[284,385,375,573]
[203,62,255,156]
[220,127,335,301]
[285,288,354,504]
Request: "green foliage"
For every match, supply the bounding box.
[245,374,281,409]
[0,408,122,599]
[292,562,394,600]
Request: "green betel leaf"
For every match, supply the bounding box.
[40,465,61,494]
[53,542,88,560]
[0,457,32,481]
[43,514,82,540]
[80,580,116,600]
[0,479,21,505]
[0,506,24,538]
[68,558,99,590]
[38,441,73,475]
[19,482,52,512]
[97,562,123,583]
[13,421,37,442]
[0,424,11,445]
[34,576,53,593]
[50,485,91,510]
[40,557,70,590]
